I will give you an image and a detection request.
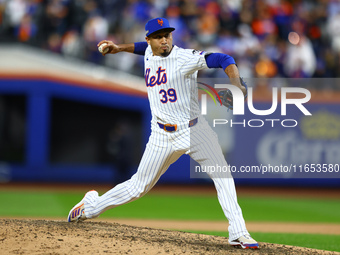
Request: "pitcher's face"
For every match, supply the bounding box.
[146,31,173,57]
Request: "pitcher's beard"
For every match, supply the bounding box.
[160,45,173,57]
[160,51,170,57]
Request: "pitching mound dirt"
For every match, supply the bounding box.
[0,219,338,255]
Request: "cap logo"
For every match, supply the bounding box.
[157,19,163,26]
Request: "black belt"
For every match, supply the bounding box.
[157,118,198,132]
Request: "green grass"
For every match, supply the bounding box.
[188,231,340,253]
[238,197,340,223]
[102,195,340,223]
[0,191,77,217]
[1,191,340,223]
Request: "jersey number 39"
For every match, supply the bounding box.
[159,88,177,103]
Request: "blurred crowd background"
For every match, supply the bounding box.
[1,0,340,88]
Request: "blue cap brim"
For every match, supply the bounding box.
[146,27,175,37]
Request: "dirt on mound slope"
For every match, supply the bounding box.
[0,219,338,255]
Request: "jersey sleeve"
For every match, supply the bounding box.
[145,44,152,56]
[178,49,209,75]
[144,45,153,62]
[134,42,148,55]
[205,53,236,70]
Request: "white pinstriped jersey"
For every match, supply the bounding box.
[81,43,250,242]
[144,45,208,125]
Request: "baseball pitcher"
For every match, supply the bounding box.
[67,17,258,249]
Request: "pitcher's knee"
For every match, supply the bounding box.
[130,185,152,199]
[128,174,156,197]
[125,179,152,200]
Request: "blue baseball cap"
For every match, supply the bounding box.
[145,17,175,37]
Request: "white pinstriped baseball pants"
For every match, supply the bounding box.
[83,116,249,240]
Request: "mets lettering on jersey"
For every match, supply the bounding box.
[145,67,167,87]
[144,45,208,124]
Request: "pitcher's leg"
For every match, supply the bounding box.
[189,120,248,241]
[211,177,248,240]
[84,132,182,219]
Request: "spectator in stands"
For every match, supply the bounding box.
[0,0,339,84]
